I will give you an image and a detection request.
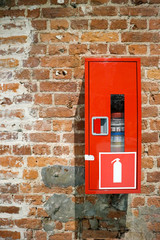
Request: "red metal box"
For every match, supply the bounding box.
[85,58,141,194]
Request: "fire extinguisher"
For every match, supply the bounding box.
[111,158,122,183]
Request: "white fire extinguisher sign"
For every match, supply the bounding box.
[111,158,122,183]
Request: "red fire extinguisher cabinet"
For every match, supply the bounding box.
[85,58,141,194]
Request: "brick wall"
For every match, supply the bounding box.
[0,0,160,239]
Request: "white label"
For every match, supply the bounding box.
[85,155,94,161]
[57,0,64,3]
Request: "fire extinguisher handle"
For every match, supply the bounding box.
[111,158,120,164]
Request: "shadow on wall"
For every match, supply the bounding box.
[41,80,129,239]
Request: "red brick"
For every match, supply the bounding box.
[141,185,155,194]
[65,221,78,231]
[15,218,42,229]
[0,9,25,17]
[27,9,40,18]
[30,45,47,55]
[34,93,52,105]
[53,120,73,132]
[18,0,47,4]
[0,184,19,194]
[141,57,159,67]
[108,210,125,219]
[48,45,67,55]
[0,58,19,68]
[131,197,145,207]
[81,32,119,42]
[41,56,80,68]
[0,145,11,155]
[82,230,117,238]
[15,69,30,80]
[63,133,84,143]
[147,171,160,182]
[39,107,74,118]
[54,93,81,106]
[0,156,22,167]
[40,33,78,43]
[142,157,154,169]
[23,169,38,180]
[128,44,147,55]
[0,231,20,240]
[23,57,39,68]
[148,145,160,156]
[32,69,49,80]
[30,133,59,143]
[0,218,14,227]
[122,32,159,42]
[147,69,160,80]
[71,20,88,30]
[14,93,32,103]
[34,120,51,131]
[2,109,24,119]
[110,19,127,29]
[91,19,108,29]
[25,195,42,205]
[130,19,147,30]
[32,20,47,30]
[142,82,158,92]
[50,19,69,30]
[91,0,109,4]
[150,93,160,105]
[148,222,160,232]
[147,197,160,207]
[142,106,158,118]
[13,145,31,155]
[89,44,107,54]
[142,132,158,143]
[0,36,27,44]
[0,206,19,214]
[32,144,51,155]
[149,19,160,29]
[20,183,31,193]
[2,83,19,92]
[158,158,160,167]
[27,157,68,167]
[52,69,72,79]
[49,233,72,240]
[150,120,160,130]
[55,221,63,230]
[91,6,117,16]
[150,44,160,55]
[53,146,70,155]
[35,231,47,240]
[69,44,87,55]
[37,208,49,217]
[120,6,158,16]
[42,7,78,18]
[40,81,77,92]
[109,44,126,54]
[23,82,37,92]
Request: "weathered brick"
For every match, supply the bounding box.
[110,19,127,29]
[39,107,74,118]
[122,32,160,42]
[71,20,88,30]
[89,44,107,54]
[23,57,39,68]
[34,120,51,131]
[130,19,147,30]
[48,45,67,55]
[91,19,108,29]
[131,197,145,207]
[0,132,18,141]
[148,145,160,156]
[0,9,25,17]
[128,44,147,55]
[30,133,59,143]
[150,44,160,55]
[53,146,70,155]
[50,19,69,30]
[81,32,119,42]
[33,69,49,80]
[49,233,72,240]
[141,185,155,194]
[53,120,73,132]
[141,57,159,67]
[52,69,72,79]
[142,82,158,92]
[23,169,38,180]
[142,132,158,143]
[82,230,117,239]
[40,81,77,92]
[142,157,154,169]
[142,106,158,118]
[63,133,84,143]
[18,0,47,4]
[15,70,30,79]
[149,19,160,29]
[54,93,81,106]
[27,156,68,167]
[147,171,160,182]
[149,93,160,104]
[109,44,126,54]
[30,45,47,55]
[91,0,109,4]
[0,156,22,167]
[0,231,20,240]
[34,93,52,105]
[150,119,160,130]
[0,206,19,214]
[91,6,117,16]
[120,6,158,16]
[32,20,47,30]
[15,218,42,229]
[0,184,19,194]
[13,145,31,155]
[40,33,78,43]
[0,36,27,44]
[32,144,51,155]
[148,222,160,232]
[69,44,87,55]
[42,7,78,18]
[20,183,32,193]
[0,58,19,68]
[35,231,47,240]
[27,9,40,18]
[41,56,80,68]
[147,69,160,80]
[0,145,11,155]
